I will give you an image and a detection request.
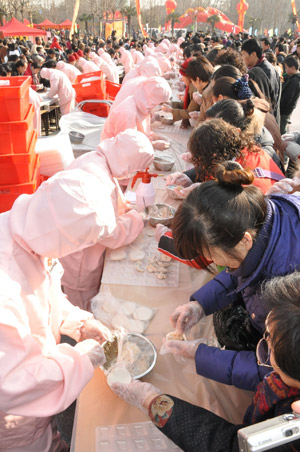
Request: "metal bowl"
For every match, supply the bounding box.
[126,333,157,379]
[149,203,176,227]
[153,155,176,172]
[69,131,85,144]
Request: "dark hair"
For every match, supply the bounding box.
[172,160,266,268]
[285,55,299,70]
[241,38,262,59]
[183,46,192,59]
[261,38,271,46]
[213,64,241,81]
[188,118,255,181]
[84,46,91,54]
[206,98,254,131]
[43,59,57,69]
[215,49,247,75]
[32,61,41,69]
[185,56,213,82]
[213,76,239,99]
[205,48,219,65]
[263,272,300,381]
[275,43,284,53]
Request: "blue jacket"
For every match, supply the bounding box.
[192,194,300,391]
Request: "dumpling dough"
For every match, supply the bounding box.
[160,254,172,262]
[133,306,153,322]
[120,301,136,316]
[127,319,145,334]
[109,248,126,261]
[129,248,145,262]
[112,314,129,329]
[156,272,167,280]
[107,367,132,387]
[103,298,120,313]
[166,330,186,341]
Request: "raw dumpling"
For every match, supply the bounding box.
[133,306,153,322]
[103,298,120,313]
[120,301,136,316]
[135,261,145,272]
[160,254,172,263]
[109,248,127,261]
[156,272,167,280]
[107,367,132,386]
[112,314,129,330]
[129,248,145,262]
[166,330,186,341]
[127,319,145,334]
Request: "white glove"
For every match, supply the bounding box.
[189,111,200,119]
[155,223,170,242]
[285,142,300,160]
[292,400,300,414]
[281,132,299,142]
[161,103,172,113]
[170,301,204,333]
[165,172,193,187]
[152,140,170,151]
[193,92,202,105]
[173,183,201,200]
[266,177,300,195]
[74,339,106,368]
[181,152,193,163]
[160,339,204,361]
[110,380,161,413]
[79,318,113,344]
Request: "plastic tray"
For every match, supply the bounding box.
[0,130,37,185]
[96,421,183,452]
[105,80,121,101]
[0,158,40,213]
[0,104,35,154]
[73,71,106,100]
[76,95,110,117]
[0,76,31,121]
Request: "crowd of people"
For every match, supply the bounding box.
[1,26,300,451]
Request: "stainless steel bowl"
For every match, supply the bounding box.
[149,203,176,227]
[69,131,85,144]
[153,156,176,172]
[126,333,157,379]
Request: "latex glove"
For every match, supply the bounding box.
[152,140,170,151]
[79,318,113,344]
[281,132,299,142]
[161,103,172,113]
[155,223,170,242]
[292,400,300,414]
[285,142,300,160]
[181,152,193,163]
[193,92,202,105]
[189,111,200,119]
[74,338,106,368]
[266,177,300,195]
[173,183,201,200]
[165,172,193,187]
[110,380,161,413]
[160,339,203,361]
[170,301,204,333]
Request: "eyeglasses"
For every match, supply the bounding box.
[256,330,273,368]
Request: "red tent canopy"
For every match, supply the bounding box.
[23,19,30,26]
[0,17,46,36]
[37,19,60,29]
[59,19,79,29]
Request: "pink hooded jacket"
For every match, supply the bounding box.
[0,168,127,449]
[60,129,154,310]
[97,47,116,67]
[122,56,161,84]
[101,76,171,140]
[77,57,99,73]
[90,51,118,83]
[119,47,134,74]
[56,60,81,83]
[132,49,144,65]
[156,54,172,74]
[40,67,75,115]
[110,76,146,111]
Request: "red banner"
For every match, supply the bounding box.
[136,0,148,37]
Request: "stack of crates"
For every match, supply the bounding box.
[0,76,40,214]
[72,71,121,118]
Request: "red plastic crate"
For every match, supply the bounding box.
[73,71,106,101]
[0,104,35,155]
[105,80,121,101]
[0,76,31,121]
[0,157,40,213]
[0,130,37,185]
[76,95,110,117]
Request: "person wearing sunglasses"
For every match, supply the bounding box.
[110,272,300,452]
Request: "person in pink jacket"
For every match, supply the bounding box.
[29,86,42,136]
[122,55,161,84]
[0,169,117,451]
[101,76,172,140]
[132,48,144,65]
[90,51,119,83]
[156,54,172,74]
[60,129,154,311]
[77,56,99,73]
[40,63,76,115]
[56,60,81,83]
[97,47,116,67]
[118,46,134,74]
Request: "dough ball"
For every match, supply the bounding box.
[120,301,136,316]
[109,248,127,261]
[166,330,186,341]
[127,319,145,334]
[107,367,132,387]
[129,248,146,262]
[133,306,153,322]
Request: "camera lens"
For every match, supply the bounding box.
[284,429,293,437]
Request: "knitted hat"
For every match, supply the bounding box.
[179,57,193,76]
[233,74,253,100]
[68,54,76,62]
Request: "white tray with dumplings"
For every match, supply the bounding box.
[102,228,179,288]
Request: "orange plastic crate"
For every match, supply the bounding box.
[76,95,110,117]
[105,80,121,101]
[0,104,35,155]
[0,76,31,121]
[0,130,37,185]
[0,158,40,213]
[73,71,106,101]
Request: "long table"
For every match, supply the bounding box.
[70,123,254,451]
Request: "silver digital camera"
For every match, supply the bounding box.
[238,413,300,452]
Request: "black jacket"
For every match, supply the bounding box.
[280,72,300,116]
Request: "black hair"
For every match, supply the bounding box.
[206,98,254,131]
[42,59,57,69]
[215,49,247,74]
[241,38,263,59]
[185,55,213,82]
[172,160,267,269]
[285,55,299,70]
[213,64,242,81]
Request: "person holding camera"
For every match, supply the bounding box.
[110,271,300,452]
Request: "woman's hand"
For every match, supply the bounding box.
[110,380,161,413]
[170,301,204,333]
[79,319,112,344]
